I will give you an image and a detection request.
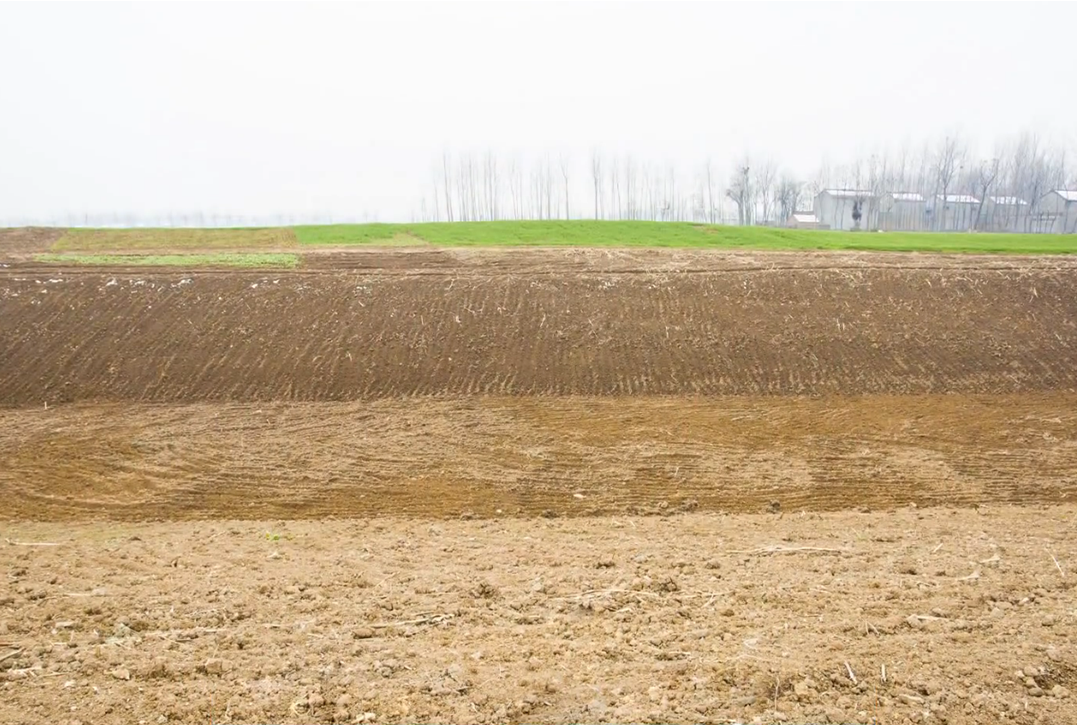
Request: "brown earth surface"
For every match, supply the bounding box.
[6,245,1077,273]
[2,255,1076,405]
[1,507,1075,725]
[294,247,1077,274]
[50,227,299,252]
[1,394,1076,521]
[0,227,66,255]
[3,248,1077,724]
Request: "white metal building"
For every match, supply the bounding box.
[813,189,877,231]
[1033,190,1077,234]
[930,194,980,231]
[984,196,1029,232]
[786,212,822,229]
[878,192,927,231]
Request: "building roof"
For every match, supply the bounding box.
[820,189,875,199]
[791,213,818,223]
[938,194,980,204]
[989,196,1028,206]
[889,192,924,202]
[1048,189,1077,202]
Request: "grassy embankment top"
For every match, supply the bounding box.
[293,221,1077,253]
[18,222,1077,267]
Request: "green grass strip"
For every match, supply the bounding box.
[293,220,1077,254]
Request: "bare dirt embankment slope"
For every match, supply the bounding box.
[1,253,1076,405]
[2,394,1075,521]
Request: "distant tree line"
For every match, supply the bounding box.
[414,130,1077,231]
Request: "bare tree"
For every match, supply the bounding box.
[559,153,571,220]
[776,174,802,223]
[665,166,677,221]
[726,163,752,226]
[894,143,910,192]
[428,176,441,222]
[691,180,706,222]
[608,157,621,221]
[861,153,889,230]
[456,154,470,221]
[806,162,828,204]
[441,151,454,222]
[704,158,717,223]
[591,150,602,220]
[754,160,778,225]
[913,141,931,200]
[972,158,1000,230]
[932,135,964,230]
[506,157,521,220]
[645,163,660,220]
[623,156,637,220]
[482,151,499,221]
[457,155,468,221]
[1011,132,1056,232]
[543,154,554,221]
[469,154,480,221]
[530,165,544,220]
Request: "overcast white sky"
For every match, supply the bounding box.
[1,2,1074,224]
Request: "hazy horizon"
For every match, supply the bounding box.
[2,2,1076,226]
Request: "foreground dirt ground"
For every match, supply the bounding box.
[2,506,1075,725]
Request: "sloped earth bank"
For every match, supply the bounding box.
[1,507,1075,725]
[0,227,65,255]
[2,260,1077,404]
[1,395,1076,520]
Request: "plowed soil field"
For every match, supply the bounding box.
[2,256,1076,405]
[2,247,1077,724]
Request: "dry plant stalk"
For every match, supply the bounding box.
[370,613,454,629]
[1045,546,1065,578]
[5,538,61,547]
[0,649,24,665]
[731,546,847,555]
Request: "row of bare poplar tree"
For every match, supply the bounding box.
[413,131,1074,228]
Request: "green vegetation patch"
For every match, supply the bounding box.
[295,221,718,247]
[54,228,298,251]
[34,253,300,268]
[36,221,1077,255]
[294,221,1077,253]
